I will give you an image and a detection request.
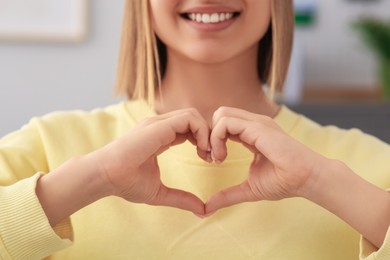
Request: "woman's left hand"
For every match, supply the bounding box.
[206,107,328,213]
[206,107,390,249]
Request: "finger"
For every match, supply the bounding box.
[185,132,211,163]
[141,108,204,125]
[210,117,258,163]
[156,111,210,154]
[152,184,205,215]
[154,132,211,163]
[154,133,189,154]
[212,107,276,151]
[228,135,259,154]
[212,107,287,153]
[135,109,211,163]
[212,107,263,127]
[175,111,210,154]
[205,181,257,214]
[140,108,210,152]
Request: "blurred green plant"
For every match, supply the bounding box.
[354,18,390,98]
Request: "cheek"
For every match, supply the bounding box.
[245,5,272,42]
[149,1,163,28]
[149,2,177,43]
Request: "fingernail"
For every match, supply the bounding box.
[206,153,213,163]
[211,151,216,162]
[211,152,222,164]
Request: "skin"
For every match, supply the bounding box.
[36,0,390,250]
[151,0,278,121]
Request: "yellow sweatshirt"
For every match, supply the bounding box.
[0,100,389,260]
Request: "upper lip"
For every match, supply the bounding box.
[180,5,241,14]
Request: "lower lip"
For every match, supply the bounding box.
[183,17,238,32]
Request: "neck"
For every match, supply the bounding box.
[155,47,279,123]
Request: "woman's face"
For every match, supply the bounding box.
[149,0,272,64]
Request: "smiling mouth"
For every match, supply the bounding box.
[180,12,241,24]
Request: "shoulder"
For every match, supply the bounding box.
[28,99,152,134]
[280,106,388,149]
[33,102,131,127]
[0,100,153,180]
[0,100,149,152]
[277,106,390,186]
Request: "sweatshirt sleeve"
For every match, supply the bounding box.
[0,173,73,260]
[360,226,390,260]
[0,119,75,259]
[360,188,390,260]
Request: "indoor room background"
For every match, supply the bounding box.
[0,0,389,141]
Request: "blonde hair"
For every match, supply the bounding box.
[115,0,294,103]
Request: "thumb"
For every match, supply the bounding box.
[152,184,206,216]
[205,181,257,215]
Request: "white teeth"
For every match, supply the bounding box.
[219,13,226,22]
[196,13,202,22]
[210,13,219,23]
[202,14,210,23]
[186,12,236,24]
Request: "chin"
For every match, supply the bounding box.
[194,56,230,64]
[186,50,236,64]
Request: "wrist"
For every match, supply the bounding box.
[37,154,113,227]
[299,157,346,201]
[298,158,390,248]
[73,153,116,198]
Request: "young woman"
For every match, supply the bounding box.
[1,0,389,259]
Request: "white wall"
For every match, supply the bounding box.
[0,0,124,137]
[296,0,390,88]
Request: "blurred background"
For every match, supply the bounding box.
[0,0,124,137]
[0,0,390,141]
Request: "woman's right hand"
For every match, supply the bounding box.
[94,108,210,215]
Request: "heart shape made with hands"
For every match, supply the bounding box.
[139,107,310,218]
[184,137,261,217]
[171,133,276,217]
[115,107,312,218]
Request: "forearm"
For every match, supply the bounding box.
[36,154,113,227]
[304,159,390,248]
